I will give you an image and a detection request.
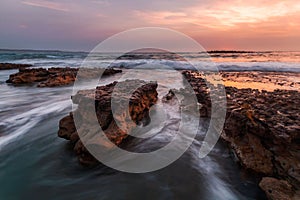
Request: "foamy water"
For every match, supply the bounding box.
[1,50,300,71]
[0,50,292,199]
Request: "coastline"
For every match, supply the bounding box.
[1,62,300,200]
[182,70,300,200]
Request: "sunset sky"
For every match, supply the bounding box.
[1,0,300,51]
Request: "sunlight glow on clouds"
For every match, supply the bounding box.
[0,0,299,50]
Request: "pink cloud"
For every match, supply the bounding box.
[21,0,69,12]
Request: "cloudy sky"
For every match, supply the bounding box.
[1,0,300,51]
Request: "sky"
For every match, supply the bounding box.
[1,0,300,51]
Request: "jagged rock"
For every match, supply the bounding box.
[259,177,294,200]
[0,63,32,70]
[58,79,158,165]
[6,68,49,84]
[6,67,122,87]
[57,113,76,140]
[181,70,300,199]
[37,68,77,87]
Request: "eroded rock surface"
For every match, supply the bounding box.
[180,70,300,199]
[58,79,158,165]
[259,177,294,200]
[6,67,122,87]
[221,71,300,91]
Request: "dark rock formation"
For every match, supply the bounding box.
[6,68,49,84]
[6,67,122,87]
[259,177,294,200]
[0,63,32,70]
[37,67,78,87]
[180,70,300,199]
[58,79,158,165]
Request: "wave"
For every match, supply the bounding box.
[0,99,70,150]
[0,49,299,72]
[102,59,300,72]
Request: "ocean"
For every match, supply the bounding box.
[0,49,299,200]
[0,49,300,71]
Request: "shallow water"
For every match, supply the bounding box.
[0,66,267,200]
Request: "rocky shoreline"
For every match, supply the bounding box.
[182,70,300,200]
[6,67,122,87]
[55,69,299,199]
[221,71,300,91]
[58,79,158,165]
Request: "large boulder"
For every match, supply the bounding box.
[58,79,158,165]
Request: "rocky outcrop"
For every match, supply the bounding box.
[6,68,49,84]
[221,71,300,90]
[37,68,78,87]
[181,70,300,199]
[0,63,32,70]
[259,177,294,200]
[58,79,158,165]
[6,67,122,87]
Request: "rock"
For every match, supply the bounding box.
[6,67,122,87]
[58,79,158,165]
[37,68,77,87]
[181,70,300,198]
[57,113,76,140]
[101,68,122,76]
[220,71,300,90]
[223,130,274,175]
[6,68,49,84]
[0,63,32,70]
[259,177,294,200]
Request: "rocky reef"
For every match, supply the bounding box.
[181,70,300,200]
[58,79,158,165]
[220,71,300,90]
[6,67,122,87]
[0,63,32,70]
[55,69,299,198]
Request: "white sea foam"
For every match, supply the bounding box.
[0,99,70,149]
[105,59,300,72]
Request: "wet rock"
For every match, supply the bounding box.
[6,67,122,87]
[101,68,122,76]
[58,79,158,165]
[6,68,49,84]
[222,129,273,175]
[182,70,300,199]
[0,63,32,70]
[37,68,77,87]
[58,113,76,140]
[220,71,300,90]
[259,177,294,200]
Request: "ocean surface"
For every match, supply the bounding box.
[0,50,300,200]
[0,49,300,71]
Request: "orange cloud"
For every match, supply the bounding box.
[131,0,300,50]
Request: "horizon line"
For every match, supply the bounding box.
[1,48,300,53]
